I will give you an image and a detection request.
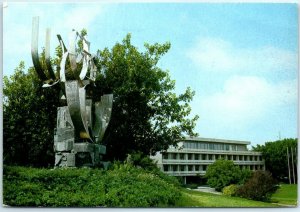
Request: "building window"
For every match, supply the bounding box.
[225,145,229,151]
[173,165,177,172]
[195,165,200,171]
[163,153,168,160]
[192,142,196,149]
[180,165,185,171]
[231,145,237,151]
[172,153,177,160]
[188,165,193,171]
[249,156,253,161]
[195,154,199,160]
[180,153,184,160]
[203,165,207,171]
[233,155,236,160]
[163,165,168,172]
[202,154,206,160]
[239,155,243,161]
[188,154,193,160]
[208,154,213,160]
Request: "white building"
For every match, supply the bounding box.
[151,137,265,184]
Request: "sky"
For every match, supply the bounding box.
[3,2,298,147]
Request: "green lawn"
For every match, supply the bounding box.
[271,184,298,206]
[176,189,277,207]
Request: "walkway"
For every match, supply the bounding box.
[193,186,222,195]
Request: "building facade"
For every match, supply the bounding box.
[151,137,265,183]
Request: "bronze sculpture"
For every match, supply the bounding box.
[31,16,113,167]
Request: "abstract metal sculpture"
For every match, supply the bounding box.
[31,17,113,167]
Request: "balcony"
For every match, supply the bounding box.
[164,170,206,176]
[166,148,262,155]
[162,159,264,165]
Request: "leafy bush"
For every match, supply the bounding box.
[126,151,159,171]
[222,184,239,196]
[205,159,248,191]
[239,168,253,184]
[236,170,278,202]
[3,165,181,207]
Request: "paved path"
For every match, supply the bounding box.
[193,186,222,195]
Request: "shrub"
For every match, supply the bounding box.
[205,159,243,191]
[222,184,239,196]
[236,170,278,202]
[3,165,181,207]
[239,168,253,184]
[126,151,159,171]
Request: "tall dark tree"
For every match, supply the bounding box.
[3,33,199,166]
[252,138,297,181]
[95,34,198,160]
[3,62,60,167]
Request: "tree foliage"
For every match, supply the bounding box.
[3,62,60,167]
[205,159,251,191]
[252,138,297,181]
[3,33,199,166]
[95,34,199,160]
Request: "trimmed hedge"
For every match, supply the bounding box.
[3,164,181,207]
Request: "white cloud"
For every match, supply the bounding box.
[195,76,297,132]
[186,37,297,73]
[3,3,106,76]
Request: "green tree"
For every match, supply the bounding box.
[205,159,251,191]
[3,33,199,166]
[94,34,199,160]
[252,138,297,181]
[3,62,60,167]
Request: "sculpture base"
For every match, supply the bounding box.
[54,142,106,168]
[54,106,108,168]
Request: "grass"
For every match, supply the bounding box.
[271,184,298,206]
[176,189,277,207]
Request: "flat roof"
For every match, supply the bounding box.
[182,137,251,145]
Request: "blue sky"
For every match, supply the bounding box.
[3,2,298,147]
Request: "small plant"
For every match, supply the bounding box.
[222,184,238,196]
[236,170,278,202]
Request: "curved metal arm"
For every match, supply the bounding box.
[31,16,47,81]
[45,28,56,80]
[93,94,113,142]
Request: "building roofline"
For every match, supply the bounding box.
[182,137,251,145]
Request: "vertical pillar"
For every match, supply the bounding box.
[291,147,295,184]
[287,147,291,184]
